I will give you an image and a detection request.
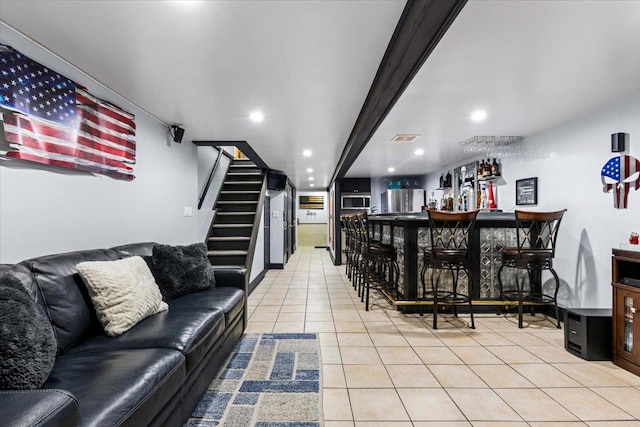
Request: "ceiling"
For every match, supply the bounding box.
[1,1,640,190]
[348,0,640,178]
[0,0,405,190]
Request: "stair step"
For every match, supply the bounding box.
[227,171,262,176]
[209,264,246,269]
[220,191,260,194]
[207,250,248,256]
[216,212,254,216]
[223,181,262,185]
[217,200,258,204]
[212,224,253,228]
[209,237,251,242]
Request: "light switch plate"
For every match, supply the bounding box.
[272,211,279,218]
[183,207,193,217]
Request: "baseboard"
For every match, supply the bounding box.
[248,269,266,295]
[269,263,284,269]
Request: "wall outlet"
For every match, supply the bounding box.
[183,206,193,217]
[272,211,279,218]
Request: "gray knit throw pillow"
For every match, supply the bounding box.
[0,272,56,389]
[152,243,215,301]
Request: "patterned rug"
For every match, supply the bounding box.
[185,333,322,427]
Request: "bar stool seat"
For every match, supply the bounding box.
[420,209,479,329]
[498,209,566,328]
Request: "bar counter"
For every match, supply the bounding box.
[367,211,524,306]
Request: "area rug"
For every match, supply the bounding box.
[185,333,322,427]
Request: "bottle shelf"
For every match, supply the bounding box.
[477,176,506,185]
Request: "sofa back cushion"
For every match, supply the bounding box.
[0,263,44,311]
[111,242,158,258]
[22,248,120,354]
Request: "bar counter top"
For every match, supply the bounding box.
[369,211,515,222]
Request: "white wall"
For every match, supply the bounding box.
[268,190,285,265]
[297,191,329,224]
[0,25,199,262]
[197,147,231,240]
[425,92,640,309]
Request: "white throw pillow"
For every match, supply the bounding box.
[77,256,168,337]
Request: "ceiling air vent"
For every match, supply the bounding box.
[391,134,420,142]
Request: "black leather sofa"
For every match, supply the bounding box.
[0,242,246,427]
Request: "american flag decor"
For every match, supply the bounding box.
[0,44,136,180]
[601,154,640,209]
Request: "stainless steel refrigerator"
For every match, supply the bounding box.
[381,189,425,213]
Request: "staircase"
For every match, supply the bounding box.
[206,158,265,269]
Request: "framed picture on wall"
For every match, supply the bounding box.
[516,177,538,205]
[299,195,324,209]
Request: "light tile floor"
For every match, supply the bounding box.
[246,247,640,426]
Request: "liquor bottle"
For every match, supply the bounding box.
[445,171,452,188]
[483,159,491,177]
[439,173,444,188]
[478,160,485,180]
[491,158,499,176]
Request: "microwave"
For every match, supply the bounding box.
[341,194,371,209]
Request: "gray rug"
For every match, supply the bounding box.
[185,333,322,427]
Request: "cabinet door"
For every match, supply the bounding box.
[341,179,356,193]
[356,178,371,193]
[614,287,640,366]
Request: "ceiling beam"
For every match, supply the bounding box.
[330,0,468,184]
[193,140,269,170]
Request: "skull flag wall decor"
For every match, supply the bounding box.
[601,154,640,209]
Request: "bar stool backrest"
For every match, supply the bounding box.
[427,210,479,251]
[514,209,566,257]
[355,211,370,248]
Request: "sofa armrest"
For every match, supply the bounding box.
[0,389,80,427]
[213,267,247,292]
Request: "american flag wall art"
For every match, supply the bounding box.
[0,44,136,180]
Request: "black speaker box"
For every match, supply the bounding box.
[611,132,628,152]
[171,126,185,143]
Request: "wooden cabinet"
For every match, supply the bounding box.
[612,249,640,376]
[341,178,370,194]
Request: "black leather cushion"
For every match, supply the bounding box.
[152,243,215,301]
[44,348,185,427]
[213,267,247,291]
[0,273,56,390]
[67,305,225,374]
[0,389,79,427]
[177,286,244,325]
[21,249,121,354]
[111,242,158,258]
[0,264,44,310]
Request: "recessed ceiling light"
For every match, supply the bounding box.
[310,184,315,187]
[249,111,264,122]
[392,134,420,142]
[307,168,313,173]
[303,150,312,157]
[388,167,395,173]
[414,148,424,156]
[471,110,487,122]
[309,176,314,181]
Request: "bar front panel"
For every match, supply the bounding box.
[368,212,523,303]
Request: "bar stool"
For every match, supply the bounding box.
[340,214,353,280]
[346,214,362,291]
[355,212,399,311]
[497,209,566,328]
[420,210,479,329]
